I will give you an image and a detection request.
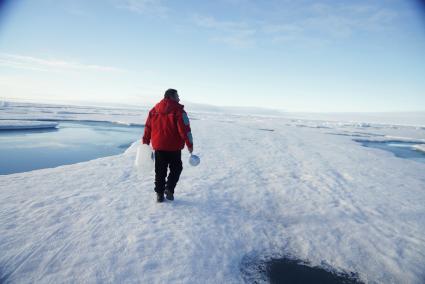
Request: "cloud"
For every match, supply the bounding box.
[0,53,126,73]
[116,0,168,17]
[293,3,399,38]
[193,14,248,30]
[192,15,257,48]
[191,3,400,48]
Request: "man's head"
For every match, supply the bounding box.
[164,88,179,102]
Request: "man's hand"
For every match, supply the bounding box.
[188,146,193,154]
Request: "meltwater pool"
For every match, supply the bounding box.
[0,121,144,175]
[356,140,425,164]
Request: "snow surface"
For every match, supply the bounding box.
[0,120,58,130]
[1,103,425,283]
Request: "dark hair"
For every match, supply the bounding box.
[164,89,178,99]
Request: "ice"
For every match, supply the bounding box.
[0,103,425,283]
[413,144,425,153]
[0,101,147,126]
[0,120,58,130]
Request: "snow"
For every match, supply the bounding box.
[0,120,58,130]
[1,103,425,283]
[286,111,425,128]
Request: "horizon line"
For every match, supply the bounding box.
[1,96,425,114]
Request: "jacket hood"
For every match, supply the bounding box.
[154,98,184,114]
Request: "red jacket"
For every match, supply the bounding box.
[142,98,193,151]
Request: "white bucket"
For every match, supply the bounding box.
[135,144,154,174]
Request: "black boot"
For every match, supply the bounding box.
[165,188,174,201]
[165,191,174,201]
[156,192,165,203]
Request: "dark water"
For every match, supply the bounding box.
[0,121,143,175]
[241,255,362,284]
[267,259,362,284]
[356,140,425,164]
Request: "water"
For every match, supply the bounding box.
[0,121,143,175]
[241,256,362,284]
[356,140,425,164]
[267,258,362,284]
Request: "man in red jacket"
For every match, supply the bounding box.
[142,89,193,202]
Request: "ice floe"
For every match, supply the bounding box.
[0,120,58,130]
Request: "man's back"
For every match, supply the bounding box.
[143,98,193,152]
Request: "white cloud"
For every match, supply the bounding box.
[192,14,248,30]
[262,24,303,35]
[116,0,168,17]
[192,15,257,48]
[301,3,399,38]
[191,3,400,48]
[0,53,126,73]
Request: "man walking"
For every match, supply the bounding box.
[142,89,193,202]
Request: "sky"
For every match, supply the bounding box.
[0,0,424,112]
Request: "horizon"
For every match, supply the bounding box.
[3,96,425,116]
[1,0,425,112]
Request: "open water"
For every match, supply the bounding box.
[0,121,143,175]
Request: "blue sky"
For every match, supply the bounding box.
[0,0,424,111]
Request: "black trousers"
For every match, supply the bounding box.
[154,150,183,194]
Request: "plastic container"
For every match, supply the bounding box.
[189,154,200,167]
[135,144,154,174]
